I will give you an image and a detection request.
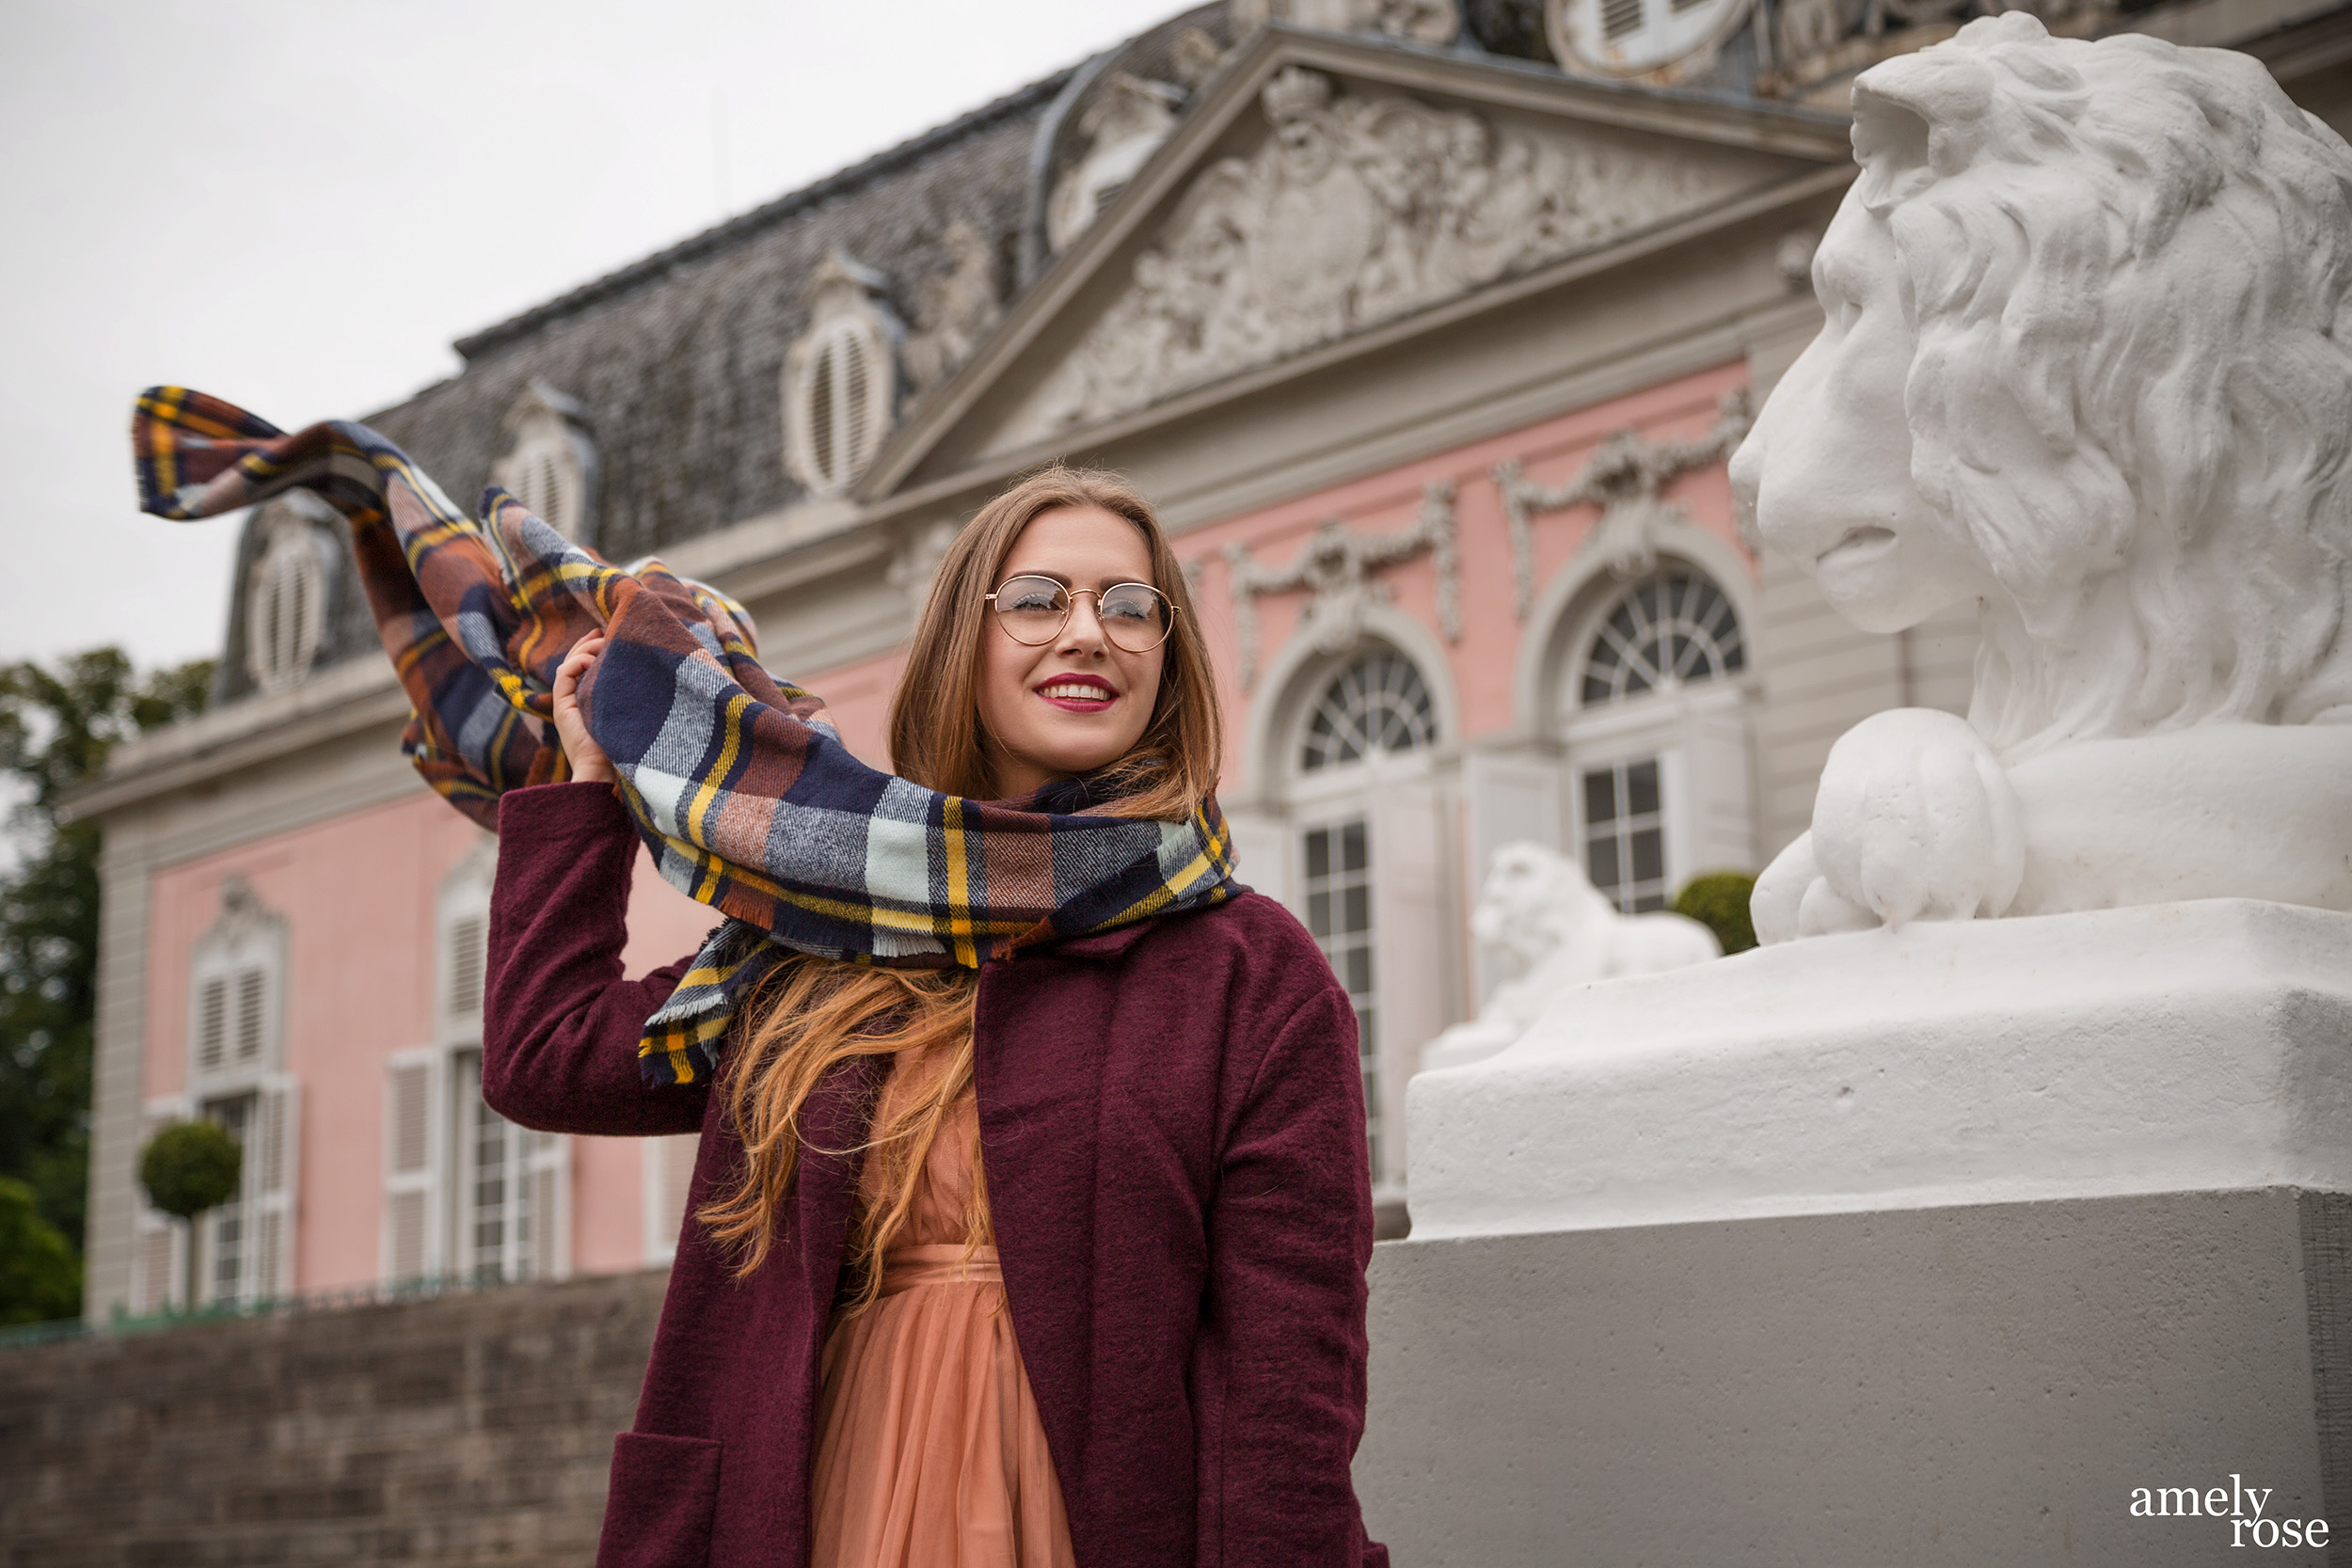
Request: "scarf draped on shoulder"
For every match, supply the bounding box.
[130,388,1239,1085]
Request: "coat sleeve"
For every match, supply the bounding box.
[481,781,710,1136]
[1207,978,1388,1567]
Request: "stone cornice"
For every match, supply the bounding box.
[62,656,408,825]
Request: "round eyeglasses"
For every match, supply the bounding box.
[984,574,1176,653]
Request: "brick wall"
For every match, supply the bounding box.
[0,1269,668,1566]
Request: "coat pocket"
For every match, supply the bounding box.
[597,1430,723,1568]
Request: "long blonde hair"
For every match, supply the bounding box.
[695,467,1224,1307]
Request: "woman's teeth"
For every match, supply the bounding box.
[1040,683,1112,701]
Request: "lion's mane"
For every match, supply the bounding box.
[1850,13,2352,753]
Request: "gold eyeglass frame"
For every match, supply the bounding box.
[983,575,1180,653]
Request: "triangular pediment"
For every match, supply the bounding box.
[869,25,1851,495]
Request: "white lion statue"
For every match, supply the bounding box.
[1420,842,1720,1072]
[1729,13,2352,942]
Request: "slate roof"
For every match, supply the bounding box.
[210,0,1536,704]
[215,52,1080,703]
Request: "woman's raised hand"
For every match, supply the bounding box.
[551,635,617,784]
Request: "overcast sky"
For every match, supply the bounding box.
[0,0,1184,675]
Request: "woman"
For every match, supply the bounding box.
[483,468,1387,1568]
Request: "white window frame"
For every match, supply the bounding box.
[451,1048,570,1284]
[132,1094,192,1315]
[1282,643,1446,1199]
[1558,566,1759,910]
[384,841,570,1288]
[190,1077,299,1307]
[177,880,298,1307]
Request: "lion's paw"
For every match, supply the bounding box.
[1810,708,2025,929]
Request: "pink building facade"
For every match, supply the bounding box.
[91,9,2216,1317]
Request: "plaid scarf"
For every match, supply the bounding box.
[132,388,1240,1084]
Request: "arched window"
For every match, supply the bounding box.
[1580,569,1744,706]
[246,519,326,696]
[1299,649,1438,771]
[785,256,900,498]
[1560,567,1755,914]
[510,439,579,537]
[1287,645,1443,1195]
[492,383,598,548]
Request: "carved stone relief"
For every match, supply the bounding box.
[884,518,964,615]
[904,222,1002,396]
[1003,69,1748,446]
[1223,479,1458,689]
[1049,76,1187,256]
[1493,389,1751,617]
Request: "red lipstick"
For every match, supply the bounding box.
[1033,673,1119,712]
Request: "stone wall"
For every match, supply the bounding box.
[0,1269,668,1567]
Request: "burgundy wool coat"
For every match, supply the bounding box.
[483,782,1390,1568]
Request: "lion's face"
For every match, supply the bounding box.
[1474,842,1602,964]
[1729,198,1994,635]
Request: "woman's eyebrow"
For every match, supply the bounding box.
[1003,570,1153,590]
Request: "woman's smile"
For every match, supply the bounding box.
[1033,673,1120,712]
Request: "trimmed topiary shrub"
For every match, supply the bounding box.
[1674,871,1758,955]
[138,1120,242,1223]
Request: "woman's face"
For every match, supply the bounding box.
[976,504,1167,800]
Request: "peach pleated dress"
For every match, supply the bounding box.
[809,1048,1076,1568]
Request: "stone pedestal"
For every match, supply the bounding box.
[1356,901,2352,1565]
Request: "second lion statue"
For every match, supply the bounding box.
[1730,12,2352,942]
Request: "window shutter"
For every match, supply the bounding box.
[194,976,228,1074]
[446,914,486,1018]
[132,1101,189,1314]
[383,1053,444,1284]
[841,330,872,478]
[809,338,841,492]
[526,1128,571,1281]
[234,967,267,1062]
[250,1078,300,1301]
[1368,777,1449,1191]
[135,1222,177,1316]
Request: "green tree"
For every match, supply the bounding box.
[0,1175,80,1324]
[0,649,211,1269]
[139,1118,243,1310]
[1673,870,1758,955]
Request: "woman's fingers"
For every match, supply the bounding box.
[554,634,608,697]
[551,635,617,784]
